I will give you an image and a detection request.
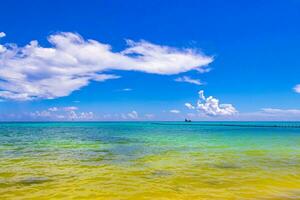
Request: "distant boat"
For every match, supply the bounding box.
[185,118,192,122]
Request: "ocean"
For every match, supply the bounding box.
[0,122,300,199]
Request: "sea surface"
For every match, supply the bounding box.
[0,122,300,199]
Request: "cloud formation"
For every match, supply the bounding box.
[294,84,300,93]
[170,109,181,114]
[0,32,213,101]
[0,32,5,38]
[48,107,58,112]
[63,106,78,111]
[30,106,94,120]
[122,88,132,91]
[184,103,195,109]
[185,90,237,116]
[174,76,203,85]
[121,110,139,120]
[127,110,138,119]
[261,108,300,115]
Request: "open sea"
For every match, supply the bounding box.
[0,122,300,199]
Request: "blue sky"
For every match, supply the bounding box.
[0,0,300,121]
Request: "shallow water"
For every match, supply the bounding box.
[0,122,300,199]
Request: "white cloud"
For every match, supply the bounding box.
[0,32,213,101]
[68,111,94,120]
[186,90,237,116]
[170,109,180,114]
[0,91,30,101]
[174,76,203,85]
[122,88,132,91]
[0,45,6,53]
[48,107,58,112]
[261,108,300,115]
[102,112,153,120]
[184,103,195,109]
[0,32,6,54]
[48,106,77,112]
[127,110,138,119]
[228,108,300,121]
[196,67,211,73]
[121,111,139,120]
[0,32,5,38]
[294,84,300,93]
[30,106,94,120]
[63,106,78,111]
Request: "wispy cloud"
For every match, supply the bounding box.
[261,108,300,115]
[294,84,300,93]
[101,112,156,121]
[0,32,212,101]
[122,88,133,91]
[170,109,180,114]
[30,106,94,120]
[174,76,203,85]
[185,90,237,116]
[195,67,211,73]
[67,111,94,120]
[226,108,300,121]
[48,107,58,112]
[121,110,139,120]
[63,106,78,111]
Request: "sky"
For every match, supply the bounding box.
[0,0,300,121]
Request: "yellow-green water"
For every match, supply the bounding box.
[1,122,300,199]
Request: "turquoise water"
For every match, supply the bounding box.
[0,122,300,199]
